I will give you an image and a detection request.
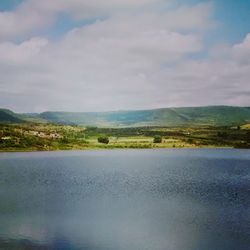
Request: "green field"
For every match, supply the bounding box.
[1,123,250,152]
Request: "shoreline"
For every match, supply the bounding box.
[0,145,235,153]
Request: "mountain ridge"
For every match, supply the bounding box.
[1,106,250,127]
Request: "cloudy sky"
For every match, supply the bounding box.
[0,0,250,112]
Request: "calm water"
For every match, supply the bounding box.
[0,149,249,250]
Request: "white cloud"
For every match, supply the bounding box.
[0,0,165,40]
[0,1,249,112]
[0,37,48,64]
[28,0,163,14]
[150,34,250,107]
[0,3,53,40]
[0,0,212,40]
[232,34,250,65]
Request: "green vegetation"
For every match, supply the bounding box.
[98,136,109,144]
[153,135,162,143]
[1,106,250,127]
[38,106,250,126]
[0,122,250,152]
[0,109,24,123]
[1,107,250,151]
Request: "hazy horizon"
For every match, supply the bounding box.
[0,0,250,112]
[1,104,250,114]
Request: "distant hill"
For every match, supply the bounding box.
[0,109,24,123]
[1,106,250,127]
[31,106,250,126]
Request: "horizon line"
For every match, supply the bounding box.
[1,105,250,114]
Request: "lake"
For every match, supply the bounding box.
[0,149,249,250]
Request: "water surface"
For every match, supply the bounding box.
[0,149,249,250]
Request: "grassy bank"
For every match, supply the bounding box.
[0,123,250,152]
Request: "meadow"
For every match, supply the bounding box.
[1,123,250,151]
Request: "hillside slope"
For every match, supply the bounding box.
[1,106,250,127]
[39,106,250,127]
[0,109,24,123]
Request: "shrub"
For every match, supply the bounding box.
[153,135,162,143]
[217,131,228,138]
[97,136,109,144]
[187,138,194,144]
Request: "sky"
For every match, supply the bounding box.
[0,0,250,112]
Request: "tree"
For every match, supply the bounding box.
[217,131,228,138]
[153,135,162,143]
[187,138,194,144]
[98,136,109,144]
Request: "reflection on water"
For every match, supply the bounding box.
[0,149,250,250]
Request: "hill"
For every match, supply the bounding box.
[39,106,250,127]
[0,109,24,123]
[1,106,250,127]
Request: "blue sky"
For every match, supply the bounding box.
[0,0,249,112]
[1,0,249,44]
[212,0,250,43]
[0,0,21,10]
